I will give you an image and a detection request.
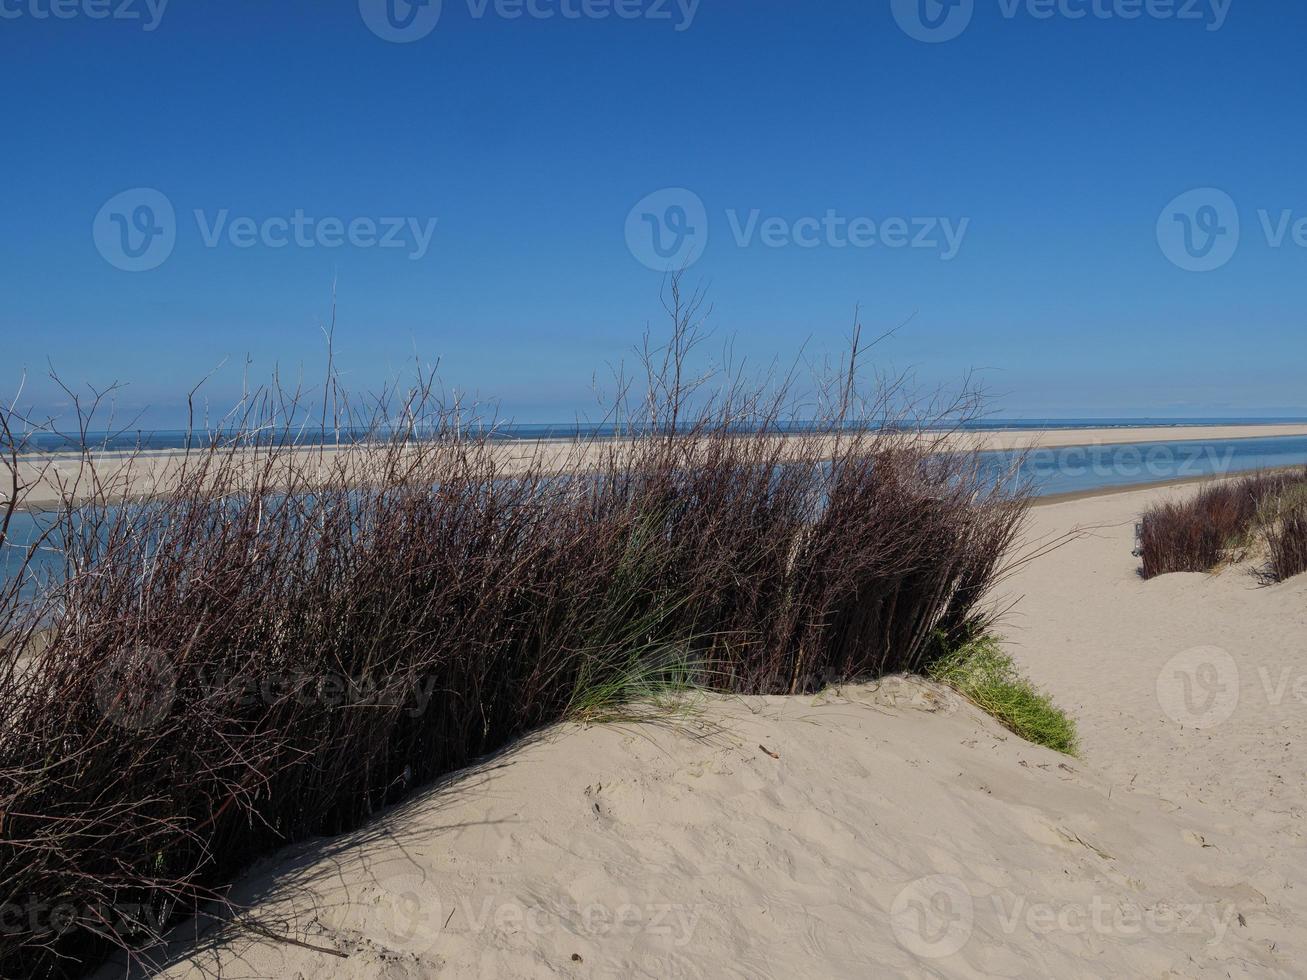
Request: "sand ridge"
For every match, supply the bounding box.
[103,684,1299,978]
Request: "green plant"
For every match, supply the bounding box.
[928,636,1078,755]
[567,645,710,725]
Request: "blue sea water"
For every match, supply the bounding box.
[981,434,1307,498]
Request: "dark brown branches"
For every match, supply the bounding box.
[0,281,1027,977]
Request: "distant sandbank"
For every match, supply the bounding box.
[9,422,1307,512]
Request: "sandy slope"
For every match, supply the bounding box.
[97,481,1307,979]
[1005,485,1307,888]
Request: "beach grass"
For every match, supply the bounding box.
[929,635,1078,755]
[0,283,1031,977]
[1138,468,1307,580]
[567,647,711,726]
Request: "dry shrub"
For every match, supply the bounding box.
[0,288,1029,976]
[1138,469,1307,579]
[1265,497,1307,582]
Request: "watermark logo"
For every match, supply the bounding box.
[93,188,176,273]
[893,0,1231,43]
[625,187,708,271]
[891,0,974,43]
[1156,645,1238,729]
[360,0,698,40]
[92,645,177,731]
[890,874,974,959]
[889,876,1239,958]
[1025,443,1237,485]
[375,871,441,952]
[0,0,169,30]
[0,897,170,941]
[192,210,438,259]
[1158,190,1307,271]
[625,189,970,269]
[373,873,702,952]
[998,0,1231,29]
[726,209,969,258]
[992,893,1238,943]
[1156,188,1240,272]
[359,0,443,42]
[197,666,438,716]
[1258,209,1307,250]
[94,191,439,270]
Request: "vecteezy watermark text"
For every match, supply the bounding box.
[1024,444,1237,484]
[91,644,442,730]
[465,0,698,27]
[358,0,699,42]
[194,667,439,717]
[376,874,703,954]
[0,0,168,29]
[891,873,1240,960]
[994,0,1230,29]
[193,210,438,258]
[725,209,969,258]
[892,0,1231,43]
[0,898,171,940]
[624,188,969,271]
[93,188,438,271]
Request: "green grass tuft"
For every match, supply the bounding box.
[928,636,1078,755]
[563,506,711,724]
[566,645,710,724]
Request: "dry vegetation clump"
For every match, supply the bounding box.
[1138,468,1307,580]
[0,284,1030,977]
[1260,483,1307,581]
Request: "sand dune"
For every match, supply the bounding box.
[102,678,1297,979]
[97,481,1307,978]
[1009,484,1307,885]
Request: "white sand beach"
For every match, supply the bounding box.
[98,479,1307,979]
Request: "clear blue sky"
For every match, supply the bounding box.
[3,0,1306,426]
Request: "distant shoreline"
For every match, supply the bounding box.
[12,419,1307,457]
[15,421,1307,458]
[9,422,1307,512]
